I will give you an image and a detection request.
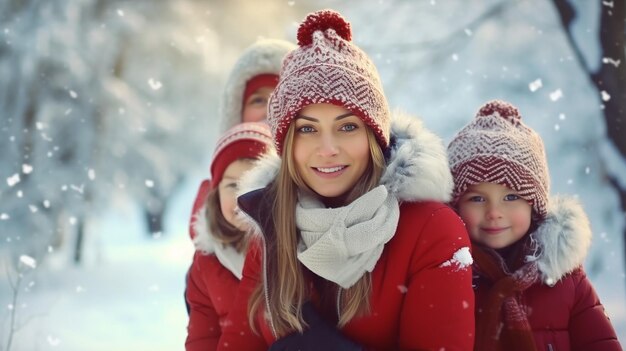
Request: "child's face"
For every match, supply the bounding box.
[242,87,274,123]
[292,103,370,199]
[457,182,532,249]
[218,159,255,229]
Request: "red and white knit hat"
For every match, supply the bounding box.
[448,100,550,218]
[268,9,390,154]
[220,39,296,132]
[209,122,274,189]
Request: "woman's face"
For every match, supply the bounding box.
[218,159,255,229]
[292,103,370,199]
[242,86,274,123]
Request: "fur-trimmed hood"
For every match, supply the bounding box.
[219,39,296,132]
[238,110,454,203]
[530,195,592,285]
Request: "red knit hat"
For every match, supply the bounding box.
[209,122,273,189]
[242,73,279,107]
[268,9,390,154]
[447,100,550,218]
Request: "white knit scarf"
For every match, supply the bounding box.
[296,185,400,289]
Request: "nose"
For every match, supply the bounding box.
[317,134,339,157]
[485,203,503,220]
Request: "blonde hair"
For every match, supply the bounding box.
[248,122,386,336]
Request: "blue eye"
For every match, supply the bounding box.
[467,195,485,202]
[341,124,358,132]
[297,125,315,133]
[504,194,521,201]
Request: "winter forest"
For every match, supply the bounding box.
[0,0,624,350]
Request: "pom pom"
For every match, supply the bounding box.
[297,9,351,46]
[477,100,521,124]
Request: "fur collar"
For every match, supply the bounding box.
[238,110,453,202]
[191,204,216,255]
[529,196,592,285]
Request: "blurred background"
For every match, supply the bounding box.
[0,0,624,350]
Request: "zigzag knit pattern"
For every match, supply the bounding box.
[268,10,390,153]
[448,100,550,218]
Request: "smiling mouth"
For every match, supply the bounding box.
[314,166,347,173]
[481,227,509,234]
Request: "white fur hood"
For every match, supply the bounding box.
[238,110,454,203]
[530,195,593,285]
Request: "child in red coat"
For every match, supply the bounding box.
[184,122,275,351]
[448,100,622,351]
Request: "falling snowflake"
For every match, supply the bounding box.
[69,217,77,225]
[43,200,51,208]
[29,205,38,213]
[602,57,620,67]
[549,89,563,101]
[88,168,96,180]
[148,78,162,90]
[117,9,125,16]
[601,91,611,102]
[397,285,408,294]
[7,173,20,187]
[22,164,33,174]
[0,213,9,220]
[69,90,78,99]
[528,79,542,92]
[145,179,154,188]
[19,255,37,269]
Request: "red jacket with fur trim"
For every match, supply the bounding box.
[473,196,621,351]
[216,112,476,351]
[185,179,246,351]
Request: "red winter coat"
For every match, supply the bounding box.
[217,113,476,351]
[473,197,622,351]
[186,251,240,350]
[185,179,246,351]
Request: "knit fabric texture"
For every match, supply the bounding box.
[219,38,296,132]
[210,122,273,189]
[448,100,550,218]
[268,9,391,153]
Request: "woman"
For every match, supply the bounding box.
[218,10,475,351]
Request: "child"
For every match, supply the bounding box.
[448,100,622,351]
[216,9,475,351]
[185,122,275,351]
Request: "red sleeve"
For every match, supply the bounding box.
[185,252,220,351]
[569,268,622,351]
[399,205,475,351]
[216,238,268,351]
